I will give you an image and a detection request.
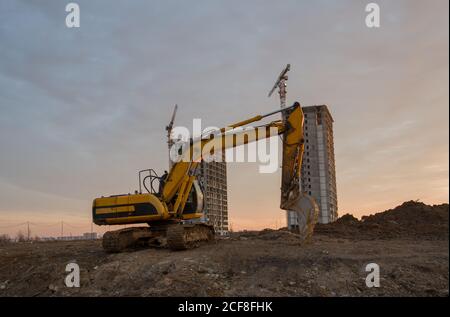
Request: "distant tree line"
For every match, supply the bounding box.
[0,230,43,244]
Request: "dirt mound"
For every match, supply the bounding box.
[0,235,448,297]
[315,201,449,240]
[231,228,307,244]
[335,214,359,225]
[0,201,448,297]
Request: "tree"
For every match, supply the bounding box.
[0,234,11,245]
[16,230,26,242]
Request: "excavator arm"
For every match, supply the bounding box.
[161,102,318,237]
[161,119,285,216]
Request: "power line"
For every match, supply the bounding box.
[63,222,90,229]
[0,220,96,237]
[0,222,27,229]
[0,221,93,229]
[28,221,61,227]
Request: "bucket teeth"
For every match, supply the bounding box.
[285,194,319,241]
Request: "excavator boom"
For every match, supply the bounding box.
[163,103,296,204]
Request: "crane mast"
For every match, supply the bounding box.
[166,104,178,169]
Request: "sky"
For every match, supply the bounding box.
[0,0,448,236]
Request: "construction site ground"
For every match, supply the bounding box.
[0,201,448,297]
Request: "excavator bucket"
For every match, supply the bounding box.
[283,193,319,241]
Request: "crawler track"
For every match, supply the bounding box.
[102,223,215,253]
[102,227,156,253]
[167,223,215,250]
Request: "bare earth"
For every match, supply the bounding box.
[0,202,448,297]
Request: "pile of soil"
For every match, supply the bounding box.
[1,232,448,297]
[0,201,447,297]
[231,228,305,243]
[315,201,449,240]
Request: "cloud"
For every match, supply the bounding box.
[0,0,448,230]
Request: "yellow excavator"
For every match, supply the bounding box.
[92,102,318,252]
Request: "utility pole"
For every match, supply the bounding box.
[61,221,63,239]
[27,221,30,241]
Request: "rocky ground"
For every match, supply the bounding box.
[0,201,448,297]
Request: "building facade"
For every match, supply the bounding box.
[287,105,338,227]
[196,153,229,235]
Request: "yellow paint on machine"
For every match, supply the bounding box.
[95,205,135,215]
[181,213,204,220]
[94,195,130,207]
[105,215,162,225]
[93,193,171,223]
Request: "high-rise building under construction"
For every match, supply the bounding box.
[196,153,229,235]
[166,105,228,236]
[287,105,338,227]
